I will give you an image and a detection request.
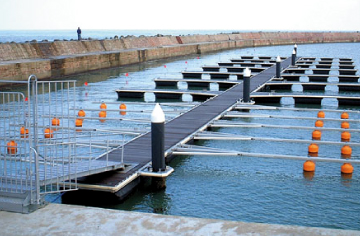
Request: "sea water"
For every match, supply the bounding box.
[21,40,359,230]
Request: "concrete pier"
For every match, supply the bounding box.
[0,203,359,236]
[0,32,360,81]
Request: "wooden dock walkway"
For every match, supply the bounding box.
[74,57,292,196]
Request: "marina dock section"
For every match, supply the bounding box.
[67,57,292,199]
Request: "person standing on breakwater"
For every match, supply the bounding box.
[77,27,82,40]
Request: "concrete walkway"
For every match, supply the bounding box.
[0,204,359,236]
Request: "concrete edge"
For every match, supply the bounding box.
[0,203,359,236]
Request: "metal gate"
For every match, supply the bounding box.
[0,75,124,213]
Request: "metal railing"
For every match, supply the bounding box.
[0,75,124,213]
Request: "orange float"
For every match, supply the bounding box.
[20,126,29,138]
[52,117,60,130]
[78,109,86,118]
[341,121,350,129]
[119,103,127,116]
[99,110,107,123]
[315,120,323,127]
[317,111,325,118]
[312,130,321,140]
[341,131,351,141]
[52,117,60,126]
[44,128,54,139]
[308,143,319,153]
[7,140,17,154]
[100,102,107,110]
[75,118,83,127]
[341,163,354,174]
[303,160,316,172]
[341,145,352,157]
[341,112,349,119]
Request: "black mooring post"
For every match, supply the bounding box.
[243,68,251,103]
[276,56,281,78]
[294,44,298,55]
[291,49,296,66]
[151,103,165,172]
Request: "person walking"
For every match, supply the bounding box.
[77,27,82,41]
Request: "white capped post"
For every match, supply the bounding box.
[151,103,166,172]
[243,67,251,103]
[276,56,282,78]
[291,49,296,66]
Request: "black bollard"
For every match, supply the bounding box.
[276,56,281,78]
[151,103,165,172]
[243,67,251,103]
[291,49,296,66]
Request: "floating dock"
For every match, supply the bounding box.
[70,57,292,198]
[69,54,360,200]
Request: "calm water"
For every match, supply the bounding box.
[40,42,360,230]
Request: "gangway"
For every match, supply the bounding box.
[0,75,124,213]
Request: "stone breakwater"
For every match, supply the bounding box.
[0,32,359,81]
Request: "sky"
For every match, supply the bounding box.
[0,0,359,31]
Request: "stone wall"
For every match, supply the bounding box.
[1,32,360,81]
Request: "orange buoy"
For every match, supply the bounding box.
[308,143,319,153]
[341,145,352,156]
[312,130,321,140]
[52,117,60,126]
[303,160,316,172]
[78,109,86,118]
[100,102,107,110]
[341,121,350,129]
[7,140,17,154]
[119,103,127,110]
[341,163,354,174]
[120,103,127,116]
[341,131,351,141]
[52,117,60,130]
[341,112,349,119]
[75,118,83,127]
[99,110,107,123]
[315,120,323,127]
[20,126,29,138]
[99,110,107,117]
[44,128,54,139]
[317,111,325,118]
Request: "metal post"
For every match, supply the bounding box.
[276,56,281,78]
[243,68,251,103]
[151,103,165,172]
[291,49,296,66]
[294,44,298,55]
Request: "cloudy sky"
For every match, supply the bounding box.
[0,0,359,31]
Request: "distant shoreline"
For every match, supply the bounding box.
[0,29,358,43]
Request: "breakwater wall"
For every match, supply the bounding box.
[1,32,359,81]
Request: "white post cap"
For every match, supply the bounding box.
[294,44,297,48]
[244,67,251,77]
[276,56,281,62]
[292,49,296,54]
[151,103,165,123]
